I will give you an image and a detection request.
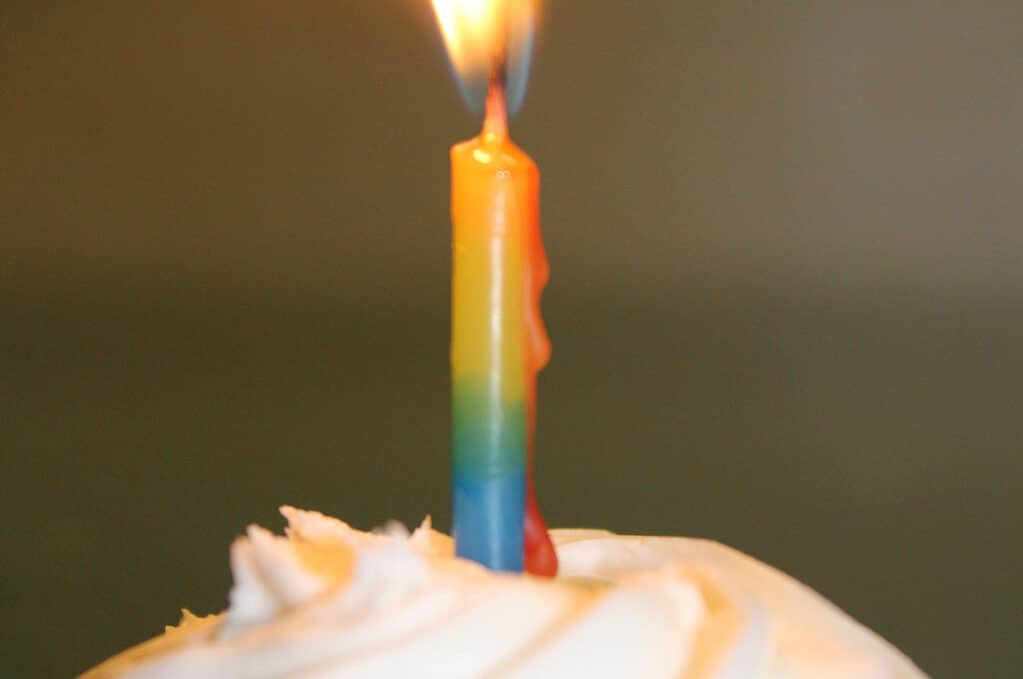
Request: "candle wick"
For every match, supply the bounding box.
[483,13,509,139]
[483,79,508,138]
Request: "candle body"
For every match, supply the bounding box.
[450,128,551,572]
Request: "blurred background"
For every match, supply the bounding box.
[2,1,1021,676]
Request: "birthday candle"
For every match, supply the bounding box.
[436,0,556,574]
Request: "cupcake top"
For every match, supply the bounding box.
[81,507,927,679]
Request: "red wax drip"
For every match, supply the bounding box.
[523,167,557,577]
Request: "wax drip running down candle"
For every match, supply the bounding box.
[434,0,556,575]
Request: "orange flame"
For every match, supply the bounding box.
[431,0,538,116]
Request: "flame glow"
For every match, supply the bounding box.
[431,0,538,116]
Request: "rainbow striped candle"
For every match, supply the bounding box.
[450,85,552,573]
[435,0,556,574]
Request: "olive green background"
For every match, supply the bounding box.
[3,2,1021,677]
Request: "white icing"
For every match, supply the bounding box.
[80,508,928,679]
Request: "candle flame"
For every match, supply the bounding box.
[432,0,538,117]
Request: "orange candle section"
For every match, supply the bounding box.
[450,87,556,574]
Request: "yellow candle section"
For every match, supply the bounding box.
[451,131,532,412]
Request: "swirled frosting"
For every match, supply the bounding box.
[81,508,927,679]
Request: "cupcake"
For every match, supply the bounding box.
[81,507,927,679]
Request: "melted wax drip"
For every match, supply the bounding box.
[523,161,557,577]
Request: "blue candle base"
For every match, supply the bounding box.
[452,471,525,572]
